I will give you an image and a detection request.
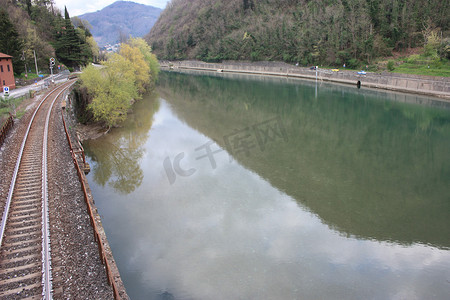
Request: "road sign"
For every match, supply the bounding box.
[3,86,9,94]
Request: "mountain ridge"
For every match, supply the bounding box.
[78,1,162,47]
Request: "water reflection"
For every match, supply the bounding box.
[85,93,160,194]
[85,72,450,299]
[157,70,450,249]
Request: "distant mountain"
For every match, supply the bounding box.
[77,1,162,47]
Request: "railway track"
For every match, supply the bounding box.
[0,81,75,299]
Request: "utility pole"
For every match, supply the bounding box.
[33,50,39,75]
[21,51,27,78]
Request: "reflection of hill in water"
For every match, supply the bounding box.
[158,71,450,249]
[85,93,160,194]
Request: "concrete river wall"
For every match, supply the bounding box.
[161,60,450,100]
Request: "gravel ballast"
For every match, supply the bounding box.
[0,86,115,298]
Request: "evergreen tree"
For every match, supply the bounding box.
[76,28,93,65]
[0,8,24,75]
[64,5,69,19]
[26,0,32,16]
[53,6,84,69]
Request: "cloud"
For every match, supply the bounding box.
[54,0,169,16]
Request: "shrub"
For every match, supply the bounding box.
[0,95,14,109]
[387,60,395,71]
[250,51,260,61]
[337,51,351,63]
[423,30,441,57]
[300,57,309,66]
[347,58,360,69]
[436,43,449,60]
[0,97,7,108]
[282,53,293,62]
[406,54,420,63]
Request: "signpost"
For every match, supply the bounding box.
[2,86,9,104]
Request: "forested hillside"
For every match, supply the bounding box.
[146,0,449,67]
[0,0,97,74]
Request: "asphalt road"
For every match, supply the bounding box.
[2,70,71,100]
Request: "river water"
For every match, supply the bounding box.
[84,70,450,300]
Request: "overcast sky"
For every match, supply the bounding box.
[54,0,170,16]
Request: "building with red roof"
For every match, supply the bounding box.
[0,52,15,92]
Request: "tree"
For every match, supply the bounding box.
[71,16,93,34]
[80,55,137,128]
[0,8,24,75]
[86,36,99,62]
[127,37,160,83]
[76,27,93,64]
[119,43,150,93]
[80,38,159,128]
[243,0,255,11]
[26,0,32,16]
[53,6,90,69]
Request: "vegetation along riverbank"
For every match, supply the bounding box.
[75,38,160,130]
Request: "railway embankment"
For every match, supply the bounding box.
[0,82,128,299]
[162,60,450,100]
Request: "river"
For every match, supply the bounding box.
[84,70,450,300]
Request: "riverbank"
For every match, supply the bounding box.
[161,60,450,100]
[62,92,129,299]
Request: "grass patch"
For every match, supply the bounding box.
[16,72,48,80]
[370,46,450,77]
[392,62,450,77]
[15,109,26,119]
[0,96,26,120]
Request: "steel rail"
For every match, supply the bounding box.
[1,85,61,247]
[41,83,75,299]
[0,81,75,299]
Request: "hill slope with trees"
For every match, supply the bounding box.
[146,0,449,68]
[0,0,97,75]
